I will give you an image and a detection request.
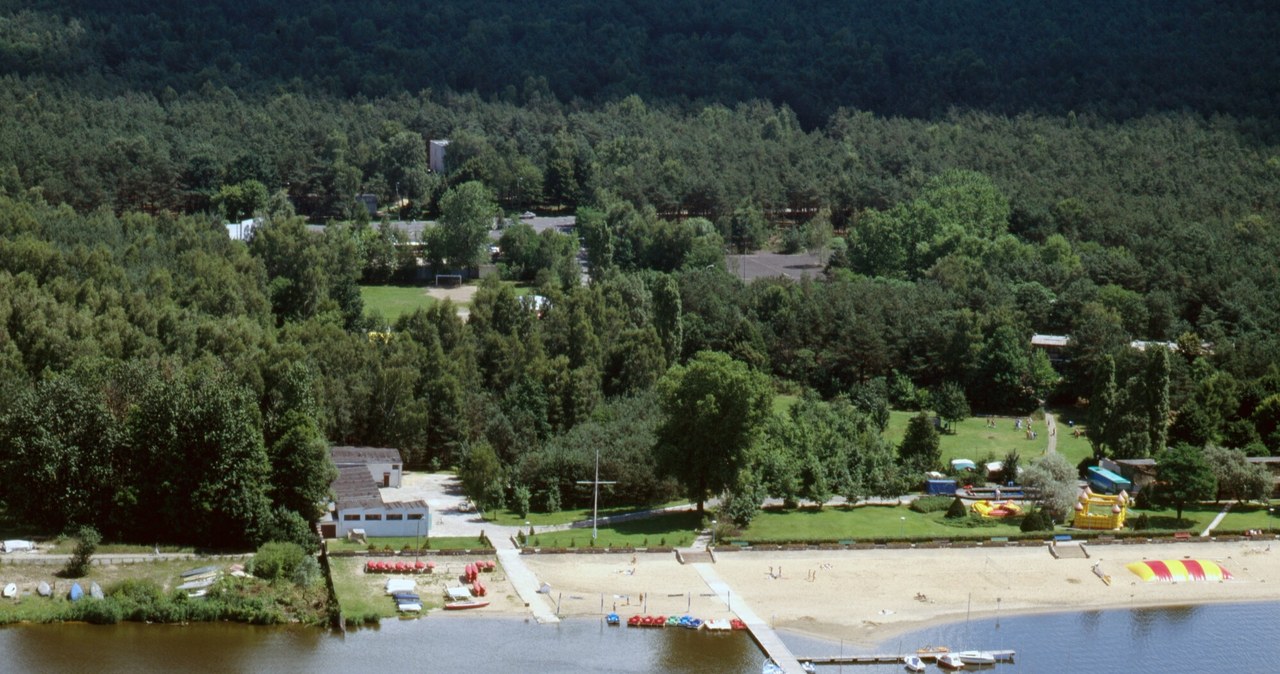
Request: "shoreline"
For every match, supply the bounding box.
[512,539,1280,649]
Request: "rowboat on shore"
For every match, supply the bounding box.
[443,599,490,610]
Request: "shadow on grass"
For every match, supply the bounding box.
[599,511,703,536]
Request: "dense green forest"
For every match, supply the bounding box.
[5,1,1279,128]
[1,2,1279,545]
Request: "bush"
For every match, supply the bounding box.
[1020,509,1053,532]
[250,541,317,585]
[1131,512,1151,531]
[945,497,968,519]
[61,525,101,578]
[911,495,954,513]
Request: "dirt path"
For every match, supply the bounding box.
[425,284,477,320]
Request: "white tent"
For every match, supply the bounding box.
[2,540,34,553]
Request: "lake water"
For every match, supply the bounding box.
[3,602,1277,673]
[782,600,1280,674]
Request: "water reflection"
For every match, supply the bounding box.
[4,602,1279,673]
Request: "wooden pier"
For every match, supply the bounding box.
[799,650,1015,666]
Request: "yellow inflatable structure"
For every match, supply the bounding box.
[1072,488,1129,530]
[970,500,1023,518]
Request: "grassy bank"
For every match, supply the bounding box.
[486,500,689,527]
[522,511,701,549]
[0,558,327,626]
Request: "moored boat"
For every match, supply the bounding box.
[605,612,620,625]
[627,615,642,627]
[730,618,747,630]
[69,583,84,602]
[936,653,965,670]
[903,655,926,672]
[90,582,104,600]
[37,581,50,597]
[956,651,996,665]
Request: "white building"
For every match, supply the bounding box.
[331,446,403,488]
[225,218,259,241]
[322,448,429,539]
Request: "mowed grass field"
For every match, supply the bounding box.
[359,285,437,322]
[734,503,1024,542]
[881,409,1093,470]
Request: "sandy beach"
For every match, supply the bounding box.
[515,539,1280,647]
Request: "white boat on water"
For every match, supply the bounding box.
[936,653,966,670]
[903,655,926,672]
[956,651,996,665]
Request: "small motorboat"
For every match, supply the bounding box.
[37,581,51,597]
[903,655,926,672]
[956,651,996,666]
[605,612,620,625]
[936,653,966,670]
[68,583,84,602]
[801,662,817,674]
[2,583,16,598]
[90,582,104,600]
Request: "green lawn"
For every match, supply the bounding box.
[884,410,1051,469]
[359,285,437,322]
[326,536,489,553]
[328,556,408,624]
[486,500,689,527]
[733,504,1024,542]
[523,511,702,549]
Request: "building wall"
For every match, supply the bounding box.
[360,461,402,488]
[336,507,429,538]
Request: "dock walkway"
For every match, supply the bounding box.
[692,563,804,674]
[495,546,559,624]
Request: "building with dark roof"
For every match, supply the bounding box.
[322,447,428,539]
[331,446,403,488]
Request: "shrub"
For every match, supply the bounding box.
[911,496,954,513]
[945,497,968,519]
[250,541,315,585]
[1132,512,1151,531]
[61,525,101,578]
[1020,509,1052,532]
[512,484,531,519]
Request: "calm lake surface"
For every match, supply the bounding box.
[3,602,1278,673]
